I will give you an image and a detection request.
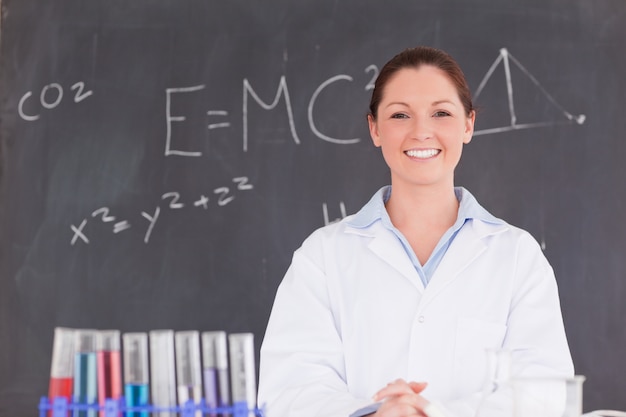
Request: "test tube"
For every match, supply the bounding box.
[73,330,98,417]
[149,330,177,417]
[228,333,256,417]
[201,331,230,416]
[48,327,76,417]
[96,330,122,417]
[175,331,203,417]
[123,333,150,417]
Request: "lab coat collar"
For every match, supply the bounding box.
[347,186,504,230]
[344,214,510,294]
[343,185,509,292]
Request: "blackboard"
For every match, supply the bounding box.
[1,0,625,415]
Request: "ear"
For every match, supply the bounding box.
[463,110,476,144]
[368,114,382,147]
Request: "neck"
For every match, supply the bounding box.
[385,183,459,230]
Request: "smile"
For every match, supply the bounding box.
[405,149,441,159]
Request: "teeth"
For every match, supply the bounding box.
[405,149,440,159]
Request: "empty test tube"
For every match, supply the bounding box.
[228,333,256,417]
[149,330,177,417]
[175,331,203,417]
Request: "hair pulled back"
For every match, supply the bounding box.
[368,46,475,119]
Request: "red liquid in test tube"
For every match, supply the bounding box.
[48,327,76,417]
[48,377,73,399]
[96,330,122,417]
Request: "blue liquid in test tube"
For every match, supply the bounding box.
[73,330,98,417]
[123,333,150,417]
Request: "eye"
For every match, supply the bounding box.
[391,113,409,119]
[433,111,451,117]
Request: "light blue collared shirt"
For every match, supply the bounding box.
[346,186,504,287]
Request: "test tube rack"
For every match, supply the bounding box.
[39,396,265,417]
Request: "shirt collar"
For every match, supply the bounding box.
[347,185,504,229]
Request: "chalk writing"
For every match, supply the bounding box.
[473,48,586,136]
[207,110,230,129]
[167,64,378,156]
[164,51,586,158]
[47,49,585,245]
[165,85,206,157]
[18,81,93,121]
[243,76,301,151]
[70,219,89,245]
[364,65,378,91]
[162,192,184,209]
[19,50,585,153]
[140,207,160,244]
[307,75,360,144]
[70,177,254,245]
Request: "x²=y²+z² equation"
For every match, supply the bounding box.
[69,177,254,246]
[70,185,350,247]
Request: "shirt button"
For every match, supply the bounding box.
[418,316,425,323]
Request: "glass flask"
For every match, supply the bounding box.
[511,375,585,417]
[475,349,586,417]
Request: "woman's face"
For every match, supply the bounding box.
[368,65,475,191]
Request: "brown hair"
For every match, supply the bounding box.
[368,46,474,119]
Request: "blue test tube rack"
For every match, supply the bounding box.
[39,397,265,417]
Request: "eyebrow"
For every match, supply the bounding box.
[432,100,458,107]
[384,99,459,108]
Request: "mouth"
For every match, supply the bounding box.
[405,149,441,159]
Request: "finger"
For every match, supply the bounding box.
[373,379,413,401]
[374,393,430,417]
[373,379,429,402]
[408,381,428,394]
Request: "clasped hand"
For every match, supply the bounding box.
[371,379,431,417]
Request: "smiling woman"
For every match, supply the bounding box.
[257,46,574,417]
[368,65,474,235]
[366,54,476,267]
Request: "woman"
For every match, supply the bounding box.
[257,46,574,417]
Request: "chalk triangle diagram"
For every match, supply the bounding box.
[472,48,585,137]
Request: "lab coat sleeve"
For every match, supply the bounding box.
[505,242,574,376]
[258,241,369,417]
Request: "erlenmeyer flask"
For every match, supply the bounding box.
[511,375,585,417]
[474,348,586,417]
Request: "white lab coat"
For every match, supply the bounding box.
[258,205,574,417]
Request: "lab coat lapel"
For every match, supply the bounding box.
[366,225,425,292]
[420,220,506,307]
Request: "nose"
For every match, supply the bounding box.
[410,116,434,141]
